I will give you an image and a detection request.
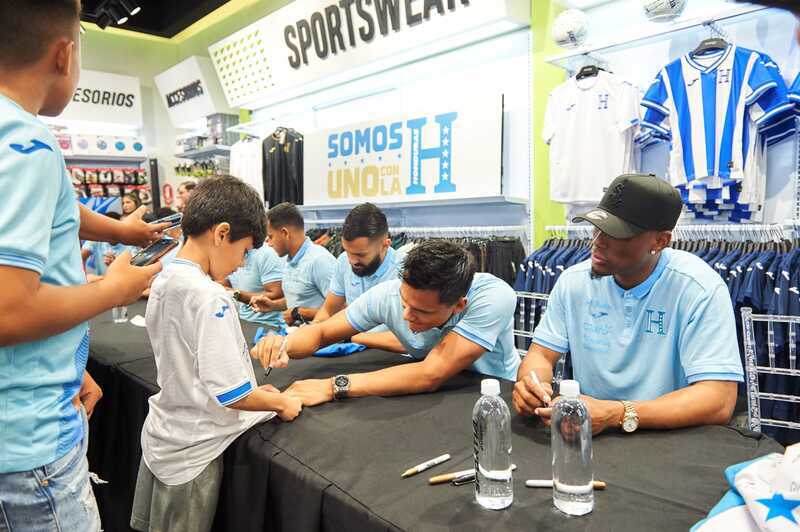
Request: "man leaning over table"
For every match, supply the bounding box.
[513,174,744,435]
[250,240,520,405]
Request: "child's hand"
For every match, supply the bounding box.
[102,251,162,306]
[277,394,302,422]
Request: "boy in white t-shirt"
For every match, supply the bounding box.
[131,176,302,532]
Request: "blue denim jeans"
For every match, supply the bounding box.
[0,407,101,531]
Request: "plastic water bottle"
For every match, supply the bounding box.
[473,379,513,510]
[551,379,594,516]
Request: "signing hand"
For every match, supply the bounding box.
[250,334,290,369]
[286,379,334,407]
[119,206,172,247]
[512,373,553,416]
[535,394,623,435]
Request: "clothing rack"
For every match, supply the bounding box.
[391,225,528,238]
[545,222,800,242]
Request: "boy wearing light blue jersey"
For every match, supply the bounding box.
[225,244,286,329]
[514,174,743,436]
[0,2,168,529]
[251,240,520,406]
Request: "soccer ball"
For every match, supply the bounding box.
[642,0,688,23]
[552,9,589,49]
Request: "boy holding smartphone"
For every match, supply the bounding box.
[0,2,168,529]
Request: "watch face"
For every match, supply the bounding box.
[334,376,349,388]
[623,418,638,433]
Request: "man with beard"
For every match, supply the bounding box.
[513,174,743,435]
[309,203,405,350]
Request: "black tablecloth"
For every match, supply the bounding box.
[87,303,784,532]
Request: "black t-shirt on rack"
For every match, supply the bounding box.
[263,128,303,207]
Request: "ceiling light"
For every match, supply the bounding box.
[108,4,129,25]
[119,0,141,16]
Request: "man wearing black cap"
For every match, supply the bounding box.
[513,174,744,435]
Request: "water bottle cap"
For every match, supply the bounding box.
[559,380,580,398]
[481,379,500,396]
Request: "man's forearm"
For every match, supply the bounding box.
[351,331,405,353]
[348,362,442,398]
[299,307,319,321]
[632,381,737,430]
[0,277,123,346]
[517,347,557,385]
[79,204,122,243]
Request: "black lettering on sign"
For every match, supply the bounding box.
[165,80,204,108]
[405,0,422,26]
[423,0,444,19]
[285,25,302,69]
[373,0,401,35]
[310,11,329,59]
[325,5,345,55]
[71,87,136,108]
[356,0,375,42]
[339,0,357,47]
[297,19,313,66]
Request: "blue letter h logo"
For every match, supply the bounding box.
[645,310,666,336]
[405,112,458,194]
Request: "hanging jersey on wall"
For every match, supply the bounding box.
[263,127,303,208]
[640,45,794,222]
[543,70,641,204]
[230,138,265,201]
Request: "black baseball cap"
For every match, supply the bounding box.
[572,173,683,239]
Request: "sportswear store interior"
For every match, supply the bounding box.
[4,0,800,530]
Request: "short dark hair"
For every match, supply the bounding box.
[180,181,197,192]
[342,203,388,241]
[155,207,177,219]
[745,0,800,15]
[401,240,476,305]
[182,176,266,247]
[0,1,81,70]
[104,211,121,221]
[267,202,305,230]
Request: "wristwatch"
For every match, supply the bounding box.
[332,375,350,400]
[291,307,303,323]
[620,401,639,433]
[232,289,241,302]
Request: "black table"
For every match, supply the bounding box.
[87,303,783,532]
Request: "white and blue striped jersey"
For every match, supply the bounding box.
[641,45,792,188]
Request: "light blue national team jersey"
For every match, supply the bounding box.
[345,273,520,381]
[329,246,403,304]
[281,238,336,310]
[641,44,793,187]
[0,93,89,473]
[532,248,744,401]
[228,245,285,328]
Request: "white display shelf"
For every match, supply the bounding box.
[544,4,770,70]
[65,154,148,164]
[175,145,231,160]
[299,195,529,212]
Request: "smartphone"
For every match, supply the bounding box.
[151,212,183,231]
[130,238,179,267]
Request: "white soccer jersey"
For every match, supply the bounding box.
[544,71,641,203]
[141,258,274,485]
[230,139,265,200]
